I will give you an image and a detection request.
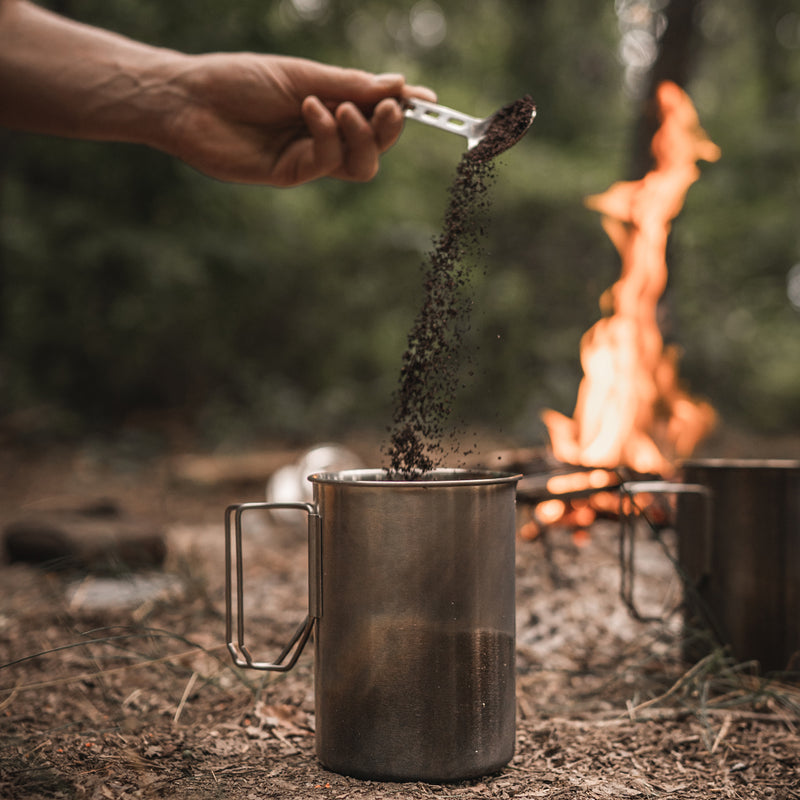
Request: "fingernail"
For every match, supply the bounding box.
[375,73,404,86]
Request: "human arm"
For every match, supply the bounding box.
[0,0,436,185]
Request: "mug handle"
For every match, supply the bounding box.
[618,481,712,621]
[224,501,321,671]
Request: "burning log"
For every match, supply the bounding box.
[489,445,667,540]
[486,448,661,542]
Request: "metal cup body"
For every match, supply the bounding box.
[309,469,519,782]
[678,458,800,672]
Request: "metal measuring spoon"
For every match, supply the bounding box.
[403,96,536,159]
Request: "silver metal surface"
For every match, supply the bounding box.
[677,459,800,672]
[224,501,320,671]
[309,468,520,782]
[403,97,535,150]
[403,98,490,149]
[224,468,521,782]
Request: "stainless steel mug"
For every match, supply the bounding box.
[676,458,800,672]
[225,468,521,782]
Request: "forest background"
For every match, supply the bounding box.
[1,0,798,456]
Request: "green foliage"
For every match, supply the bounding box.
[1,0,798,445]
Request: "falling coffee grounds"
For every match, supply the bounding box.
[386,95,536,477]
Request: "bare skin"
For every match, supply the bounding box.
[0,0,436,186]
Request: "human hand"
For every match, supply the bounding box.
[162,53,437,186]
[0,2,435,185]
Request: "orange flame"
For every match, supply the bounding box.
[541,82,720,479]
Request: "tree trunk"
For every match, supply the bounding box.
[629,0,704,180]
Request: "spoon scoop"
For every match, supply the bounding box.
[403,96,536,159]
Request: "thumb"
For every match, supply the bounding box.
[287,60,406,104]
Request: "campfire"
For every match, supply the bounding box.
[510,86,799,674]
[519,81,720,539]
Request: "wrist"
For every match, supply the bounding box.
[112,48,196,152]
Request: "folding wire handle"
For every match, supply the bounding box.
[225,501,321,671]
[618,481,712,621]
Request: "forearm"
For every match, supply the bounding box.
[0,0,431,184]
[0,0,190,148]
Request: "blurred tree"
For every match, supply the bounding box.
[627,0,704,179]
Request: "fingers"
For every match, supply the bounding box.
[301,95,341,164]
[302,97,399,183]
[334,101,383,181]
[286,57,436,115]
[290,62,406,107]
[371,97,405,152]
[277,94,342,185]
[401,84,438,104]
[289,81,439,185]
[273,96,381,186]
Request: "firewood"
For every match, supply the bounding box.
[3,504,166,572]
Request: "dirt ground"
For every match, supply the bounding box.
[1,440,799,799]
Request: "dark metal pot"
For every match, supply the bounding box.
[676,458,800,672]
[225,468,521,782]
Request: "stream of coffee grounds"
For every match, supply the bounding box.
[385,95,535,477]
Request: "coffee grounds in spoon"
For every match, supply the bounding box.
[385,96,535,478]
[470,95,536,162]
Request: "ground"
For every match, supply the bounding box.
[0,439,798,799]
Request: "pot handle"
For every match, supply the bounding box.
[224,501,321,671]
[618,481,712,621]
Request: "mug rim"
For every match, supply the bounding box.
[681,458,800,470]
[308,468,522,487]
